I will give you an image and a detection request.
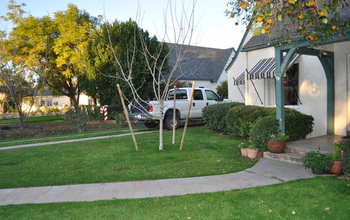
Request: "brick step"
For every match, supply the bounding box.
[263,152,304,165]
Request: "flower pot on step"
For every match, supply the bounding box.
[267,140,286,153]
[330,161,342,174]
[241,148,248,157]
[247,148,258,159]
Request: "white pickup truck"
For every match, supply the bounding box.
[130,87,223,129]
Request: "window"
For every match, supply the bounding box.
[46,100,52,107]
[168,89,188,100]
[205,90,220,101]
[193,90,203,100]
[40,100,45,106]
[284,64,299,105]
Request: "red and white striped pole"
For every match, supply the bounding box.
[100,106,108,120]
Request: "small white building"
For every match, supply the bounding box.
[227,10,350,138]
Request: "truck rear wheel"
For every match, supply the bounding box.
[144,121,159,128]
[164,113,180,130]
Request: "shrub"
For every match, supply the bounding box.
[249,116,278,151]
[66,109,89,133]
[285,113,314,141]
[226,105,269,137]
[202,102,244,132]
[249,113,314,151]
[336,139,350,176]
[302,151,333,170]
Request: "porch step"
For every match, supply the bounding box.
[285,146,332,155]
[263,152,303,165]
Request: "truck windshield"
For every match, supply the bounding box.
[168,89,188,100]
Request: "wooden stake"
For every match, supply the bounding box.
[172,85,177,144]
[180,81,196,151]
[117,84,139,152]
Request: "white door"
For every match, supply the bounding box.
[191,89,206,118]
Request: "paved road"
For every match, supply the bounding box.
[0,158,316,206]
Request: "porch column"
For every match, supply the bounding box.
[319,55,335,135]
[275,48,296,133]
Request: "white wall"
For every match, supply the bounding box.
[334,41,350,136]
[298,55,328,137]
[227,49,247,103]
[178,80,218,91]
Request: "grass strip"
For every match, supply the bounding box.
[0,177,349,219]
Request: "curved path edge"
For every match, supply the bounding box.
[0,158,316,206]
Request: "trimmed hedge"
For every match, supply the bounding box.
[226,105,270,137]
[249,113,314,151]
[202,102,244,132]
[249,116,278,151]
[341,140,350,176]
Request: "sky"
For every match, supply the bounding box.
[0,0,245,49]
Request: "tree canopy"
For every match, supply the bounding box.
[227,0,350,46]
[2,1,96,107]
[81,19,169,106]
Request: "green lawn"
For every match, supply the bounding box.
[0,127,255,189]
[0,115,64,125]
[1,177,349,219]
[0,123,151,148]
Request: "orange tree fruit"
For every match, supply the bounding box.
[257,16,263,22]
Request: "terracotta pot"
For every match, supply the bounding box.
[330,161,342,174]
[247,148,258,159]
[241,148,248,157]
[267,141,286,153]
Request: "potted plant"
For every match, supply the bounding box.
[267,133,289,153]
[238,140,249,157]
[330,140,346,174]
[330,151,342,174]
[301,151,333,174]
[247,140,258,159]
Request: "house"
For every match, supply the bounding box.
[22,89,96,113]
[168,43,235,91]
[226,8,350,138]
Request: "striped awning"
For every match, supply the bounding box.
[247,54,299,80]
[233,72,245,85]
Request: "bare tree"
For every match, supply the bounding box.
[108,0,197,151]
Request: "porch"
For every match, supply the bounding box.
[264,135,343,164]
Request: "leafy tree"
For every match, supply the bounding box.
[81,19,169,106]
[227,0,350,46]
[3,1,97,108]
[216,80,228,99]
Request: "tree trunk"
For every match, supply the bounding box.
[158,102,164,151]
[159,118,164,151]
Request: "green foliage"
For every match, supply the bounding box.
[216,80,228,99]
[249,112,314,151]
[339,139,350,176]
[66,108,89,133]
[284,113,314,141]
[302,151,333,170]
[81,20,169,106]
[270,133,289,141]
[3,3,97,107]
[226,105,269,137]
[249,116,278,151]
[227,0,350,47]
[202,102,244,132]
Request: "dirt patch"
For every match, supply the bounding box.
[0,122,117,140]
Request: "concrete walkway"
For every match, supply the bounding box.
[0,131,156,151]
[0,158,316,206]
